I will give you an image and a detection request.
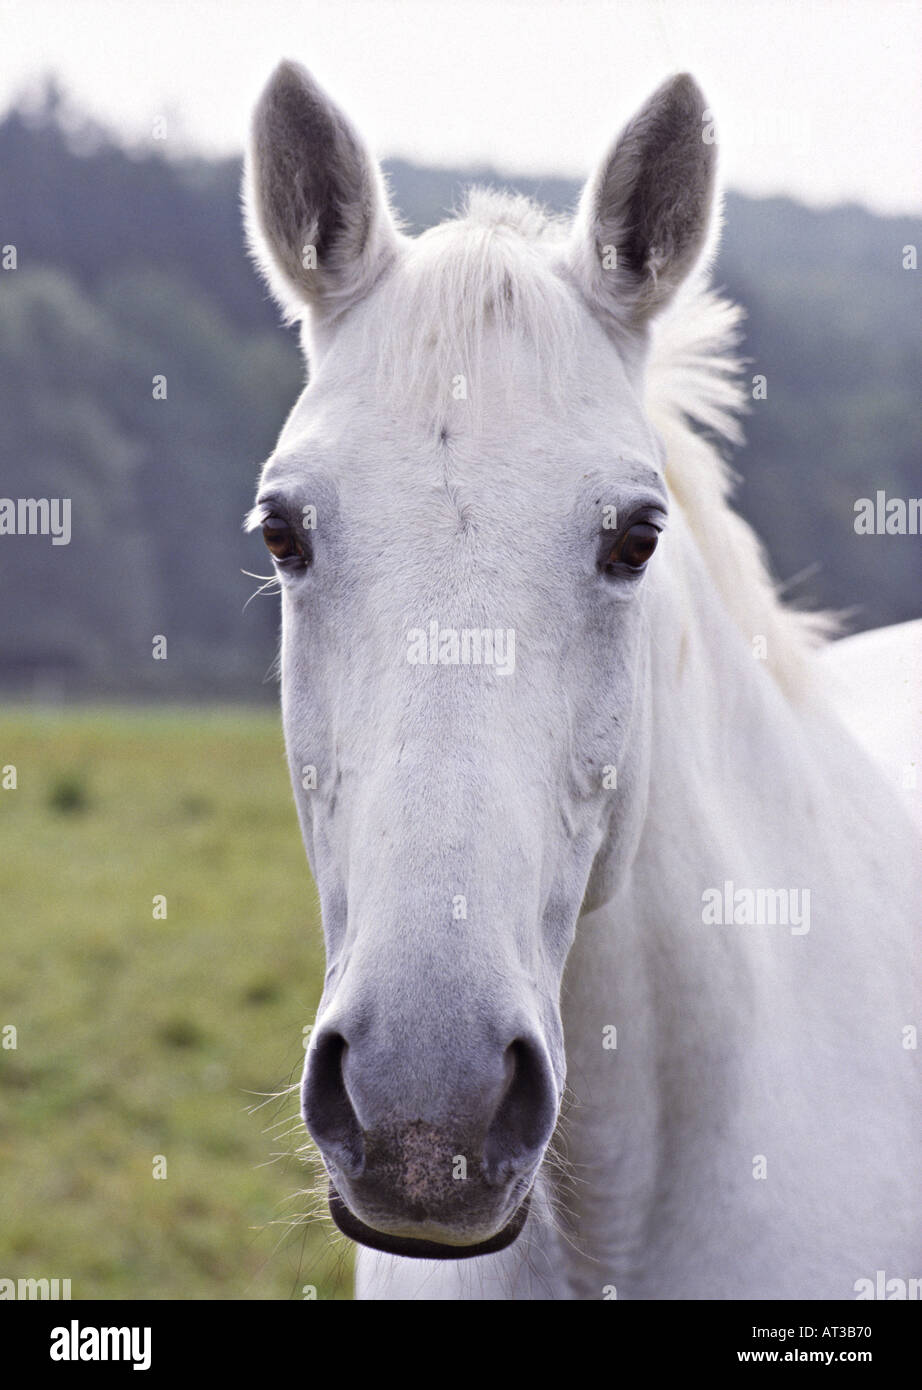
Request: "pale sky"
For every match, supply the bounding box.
[2,0,920,214]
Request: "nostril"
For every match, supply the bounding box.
[483,1037,557,1185]
[302,1030,365,1177]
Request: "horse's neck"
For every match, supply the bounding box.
[643,532,829,883]
[554,527,918,1294]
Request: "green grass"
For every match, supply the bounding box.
[0,705,354,1299]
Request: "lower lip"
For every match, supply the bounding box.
[327,1182,532,1260]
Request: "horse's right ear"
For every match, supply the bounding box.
[568,73,717,334]
[244,61,402,325]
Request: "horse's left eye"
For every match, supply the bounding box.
[262,515,309,567]
[602,522,660,574]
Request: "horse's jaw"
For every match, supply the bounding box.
[327,1182,532,1261]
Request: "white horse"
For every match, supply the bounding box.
[243,62,921,1299]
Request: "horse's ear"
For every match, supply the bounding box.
[569,73,716,331]
[244,60,402,324]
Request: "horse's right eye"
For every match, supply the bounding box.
[600,521,661,576]
[262,516,309,568]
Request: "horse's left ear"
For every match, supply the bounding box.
[568,73,716,331]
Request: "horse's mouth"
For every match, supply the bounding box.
[328,1183,531,1260]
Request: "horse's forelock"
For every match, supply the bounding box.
[367,189,583,426]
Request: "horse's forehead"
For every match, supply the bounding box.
[276,384,658,514]
[282,338,653,502]
[273,217,659,502]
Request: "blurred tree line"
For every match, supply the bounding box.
[0,85,918,698]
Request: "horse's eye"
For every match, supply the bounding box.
[262,515,309,567]
[602,522,660,574]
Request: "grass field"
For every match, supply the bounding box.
[0,706,354,1300]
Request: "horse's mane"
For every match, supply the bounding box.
[377,187,835,698]
[644,278,837,696]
